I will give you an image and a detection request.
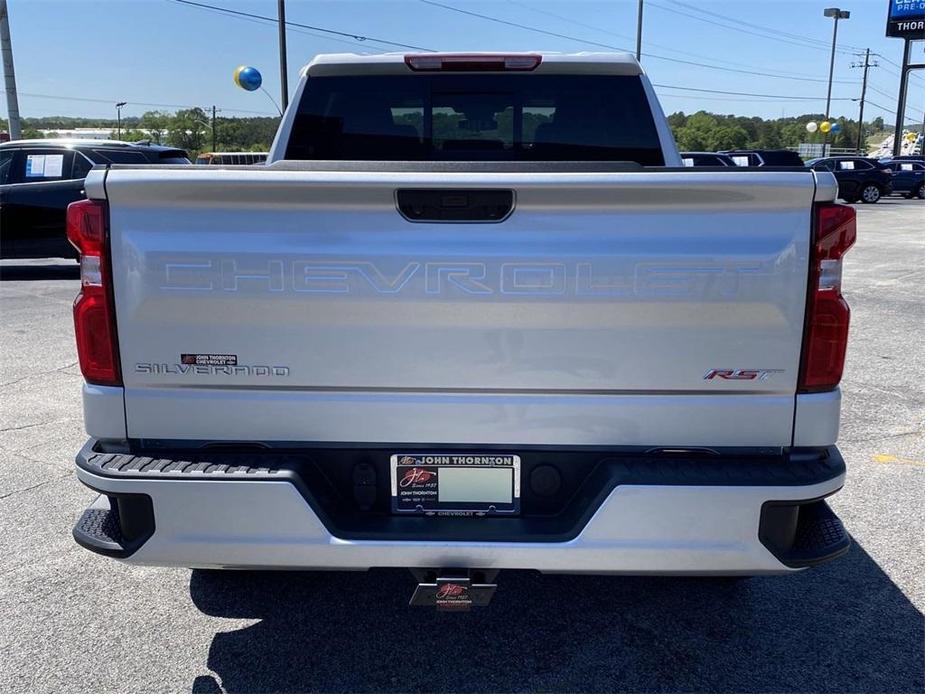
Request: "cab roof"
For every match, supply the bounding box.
[302,52,642,77]
[0,138,137,148]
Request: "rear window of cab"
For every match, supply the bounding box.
[285,74,664,165]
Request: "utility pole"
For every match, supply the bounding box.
[211,105,217,152]
[277,0,289,111]
[851,49,877,154]
[0,0,21,140]
[635,0,644,62]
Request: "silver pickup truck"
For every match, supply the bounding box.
[69,52,854,609]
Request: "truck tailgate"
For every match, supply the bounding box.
[102,167,820,446]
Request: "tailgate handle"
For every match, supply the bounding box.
[396,189,514,222]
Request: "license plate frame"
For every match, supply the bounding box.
[390,453,521,516]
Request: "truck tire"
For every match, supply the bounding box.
[860,184,881,203]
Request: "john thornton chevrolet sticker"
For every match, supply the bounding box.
[180,354,238,366]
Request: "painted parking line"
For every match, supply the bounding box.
[872,454,925,467]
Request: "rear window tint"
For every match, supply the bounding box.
[285,74,664,165]
[154,149,191,164]
[94,149,149,164]
[759,151,804,166]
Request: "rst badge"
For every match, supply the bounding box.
[704,368,784,381]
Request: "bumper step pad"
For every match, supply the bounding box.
[74,503,125,553]
[759,499,850,568]
[72,493,155,559]
[789,501,850,565]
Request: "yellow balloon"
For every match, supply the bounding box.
[819,121,832,134]
[906,132,918,141]
[233,65,246,88]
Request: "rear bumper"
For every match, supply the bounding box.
[73,440,848,574]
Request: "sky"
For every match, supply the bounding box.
[2,0,924,125]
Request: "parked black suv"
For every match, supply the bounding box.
[806,156,893,203]
[880,159,925,199]
[0,140,189,259]
[719,149,806,167]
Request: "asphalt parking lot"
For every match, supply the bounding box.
[1,199,923,693]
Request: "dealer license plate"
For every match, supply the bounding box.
[390,453,521,516]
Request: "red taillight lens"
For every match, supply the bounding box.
[799,203,856,392]
[67,199,121,386]
[404,53,542,72]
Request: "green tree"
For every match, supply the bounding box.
[111,129,149,142]
[168,107,209,154]
[140,110,171,144]
[666,111,688,130]
[673,111,718,151]
[707,124,749,150]
[755,122,783,149]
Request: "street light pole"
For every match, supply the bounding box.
[823,8,850,121]
[891,40,913,158]
[116,101,127,140]
[635,0,644,62]
[277,0,289,111]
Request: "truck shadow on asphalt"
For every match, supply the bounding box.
[0,264,79,281]
[188,543,923,693]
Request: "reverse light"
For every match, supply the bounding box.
[799,203,856,392]
[66,199,121,386]
[404,53,542,72]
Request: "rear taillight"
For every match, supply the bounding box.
[799,203,856,392]
[66,199,121,386]
[404,53,542,72]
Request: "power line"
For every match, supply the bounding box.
[649,1,856,57]
[419,0,631,50]
[859,99,923,121]
[420,0,856,85]
[656,91,829,104]
[18,91,277,116]
[873,53,925,84]
[171,0,435,52]
[866,85,925,117]
[651,84,853,101]
[504,0,635,44]
[864,99,896,117]
[162,0,375,51]
[507,0,855,83]
[867,84,896,100]
[666,0,865,53]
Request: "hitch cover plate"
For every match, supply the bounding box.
[410,573,498,611]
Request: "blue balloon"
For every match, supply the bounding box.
[234,65,262,92]
[829,122,842,134]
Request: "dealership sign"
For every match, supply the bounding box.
[886,0,925,38]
